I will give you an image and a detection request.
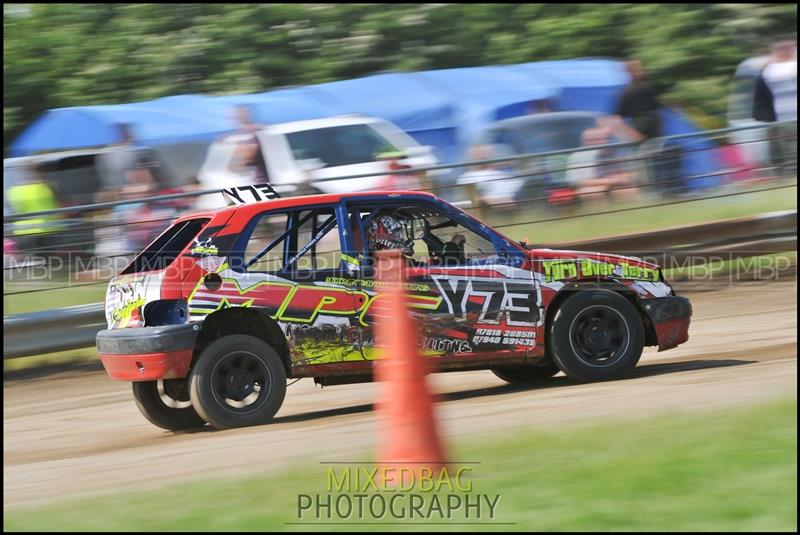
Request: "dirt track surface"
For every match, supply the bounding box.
[4,281,797,511]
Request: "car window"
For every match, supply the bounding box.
[243,207,343,274]
[286,124,400,168]
[121,218,210,275]
[350,202,499,267]
[293,209,342,273]
[244,213,290,272]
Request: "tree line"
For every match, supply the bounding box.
[4,3,797,153]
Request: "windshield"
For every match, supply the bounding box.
[285,124,400,168]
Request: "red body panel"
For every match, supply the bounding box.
[100,349,194,381]
[653,317,691,351]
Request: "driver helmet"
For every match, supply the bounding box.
[367,213,413,256]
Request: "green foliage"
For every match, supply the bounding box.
[3,3,797,152]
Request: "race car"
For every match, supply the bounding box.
[96,185,691,430]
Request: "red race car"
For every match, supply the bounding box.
[97,185,691,430]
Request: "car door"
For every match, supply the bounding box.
[343,196,542,363]
[215,204,366,369]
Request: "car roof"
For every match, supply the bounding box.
[212,115,385,144]
[176,190,440,223]
[261,115,384,135]
[488,111,604,131]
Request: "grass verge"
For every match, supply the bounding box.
[4,398,796,531]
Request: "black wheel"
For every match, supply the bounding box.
[132,379,207,431]
[492,360,560,385]
[549,290,644,382]
[189,335,287,429]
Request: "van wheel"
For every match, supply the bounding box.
[492,361,560,385]
[132,379,207,431]
[189,335,287,429]
[549,290,644,382]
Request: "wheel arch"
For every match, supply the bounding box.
[544,281,658,348]
[193,308,291,374]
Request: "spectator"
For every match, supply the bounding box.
[230,105,269,183]
[95,123,160,198]
[611,60,687,194]
[752,38,797,178]
[375,150,423,191]
[457,144,523,211]
[565,126,638,203]
[753,39,797,123]
[5,162,61,257]
[612,59,663,142]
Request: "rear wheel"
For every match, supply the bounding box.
[492,361,560,385]
[189,335,287,429]
[132,379,207,431]
[549,290,644,382]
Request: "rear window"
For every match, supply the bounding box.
[120,218,209,275]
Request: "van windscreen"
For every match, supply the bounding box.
[120,218,209,275]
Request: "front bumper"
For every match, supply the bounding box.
[640,296,692,351]
[96,323,200,381]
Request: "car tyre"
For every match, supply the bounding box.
[492,361,560,385]
[549,290,644,382]
[189,335,287,429]
[132,379,207,431]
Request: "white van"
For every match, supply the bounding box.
[196,115,439,208]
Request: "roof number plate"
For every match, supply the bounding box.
[222,184,281,205]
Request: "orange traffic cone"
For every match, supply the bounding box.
[374,249,447,488]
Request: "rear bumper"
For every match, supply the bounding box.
[96,323,200,381]
[641,296,692,351]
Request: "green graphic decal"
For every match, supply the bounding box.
[543,259,659,283]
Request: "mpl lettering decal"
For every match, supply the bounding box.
[189,277,368,324]
[358,292,442,327]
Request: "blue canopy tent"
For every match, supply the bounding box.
[9,95,235,156]
[410,65,560,160]
[9,58,719,190]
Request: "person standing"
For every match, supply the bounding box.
[753,39,797,123]
[613,59,663,142]
[752,38,797,178]
[95,123,160,195]
[611,59,685,194]
[230,105,269,183]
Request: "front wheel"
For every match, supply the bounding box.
[189,335,287,429]
[549,290,644,382]
[132,379,207,431]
